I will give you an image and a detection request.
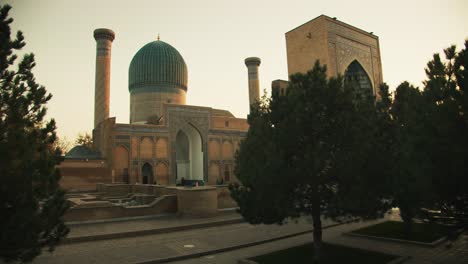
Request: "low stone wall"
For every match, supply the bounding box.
[97,183,132,196]
[64,195,177,222]
[66,184,238,221]
[134,194,156,205]
[96,183,105,192]
[177,187,218,217]
[156,186,178,196]
[216,185,238,209]
[97,184,237,208]
[132,184,155,194]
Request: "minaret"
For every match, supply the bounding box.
[244,57,261,107]
[93,28,115,128]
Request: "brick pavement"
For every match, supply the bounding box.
[28,209,466,264]
[171,210,467,264]
[169,218,390,264]
[65,211,243,242]
[32,215,323,264]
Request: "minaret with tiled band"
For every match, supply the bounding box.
[244,57,261,108]
[93,28,115,128]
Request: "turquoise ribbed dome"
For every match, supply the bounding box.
[129,40,188,93]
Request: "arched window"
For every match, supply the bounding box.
[142,163,153,184]
[345,60,373,93]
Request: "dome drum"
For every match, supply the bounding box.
[128,40,188,123]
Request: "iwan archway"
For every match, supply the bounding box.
[142,163,153,184]
[344,60,373,94]
[175,124,204,181]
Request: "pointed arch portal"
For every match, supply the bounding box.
[176,124,204,181]
[142,163,153,184]
[345,60,373,93]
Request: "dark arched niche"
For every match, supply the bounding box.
[142,162,153,184]
[345,60,373,93]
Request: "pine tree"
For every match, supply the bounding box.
[422,41,468,220]
[0,5,69,262]
[388,41,467,231]
[231,61,392,263]
[390,81,434,235]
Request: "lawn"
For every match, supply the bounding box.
[351,221,454,243]
[250,243,397,264]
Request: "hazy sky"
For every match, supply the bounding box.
[4,0,467,141]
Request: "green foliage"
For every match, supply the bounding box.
[390,81,434,225]
[390,41,468,226]
[422,42,468,214]
[0,5,69,262]
[232,90,296,224]
[231,41,468,258]
[54,136,72,154]
[231,61,392,262]
[232,61,392,221]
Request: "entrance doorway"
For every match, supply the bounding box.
[175,124,204,181]
[142,163,153,184]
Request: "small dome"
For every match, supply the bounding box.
[65,145,101,159]
[129,40,188,93]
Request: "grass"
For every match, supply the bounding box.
[351,221,454,243]
[250,243,397,264]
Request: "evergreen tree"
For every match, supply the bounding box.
[54,136,72,154]
[231,61,391,263]
[390,81,434,234]
[388,41,467,231]
[422,41,468,219]
[0,5,69,262]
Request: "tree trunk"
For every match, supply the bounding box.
[312,197,322,264]
[404,220,413,240]
[399,205,414,239]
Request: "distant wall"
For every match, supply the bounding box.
[97,184,237,209]
[154,186,178,196]
[216,185,238,209]
[132,184,154,194]
[59,159,111,192]
[96,183,178,197]
[64,195,177,222]
[96,183,132,196]
[65,184,237,222]
[177,187,217,217]
[211,116,249,131]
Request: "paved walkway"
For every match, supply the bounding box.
[165,219,391,264]
[31,210,466,264]
[171,211,467,264]
[65,211,243,242]
[33,214,324,264]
